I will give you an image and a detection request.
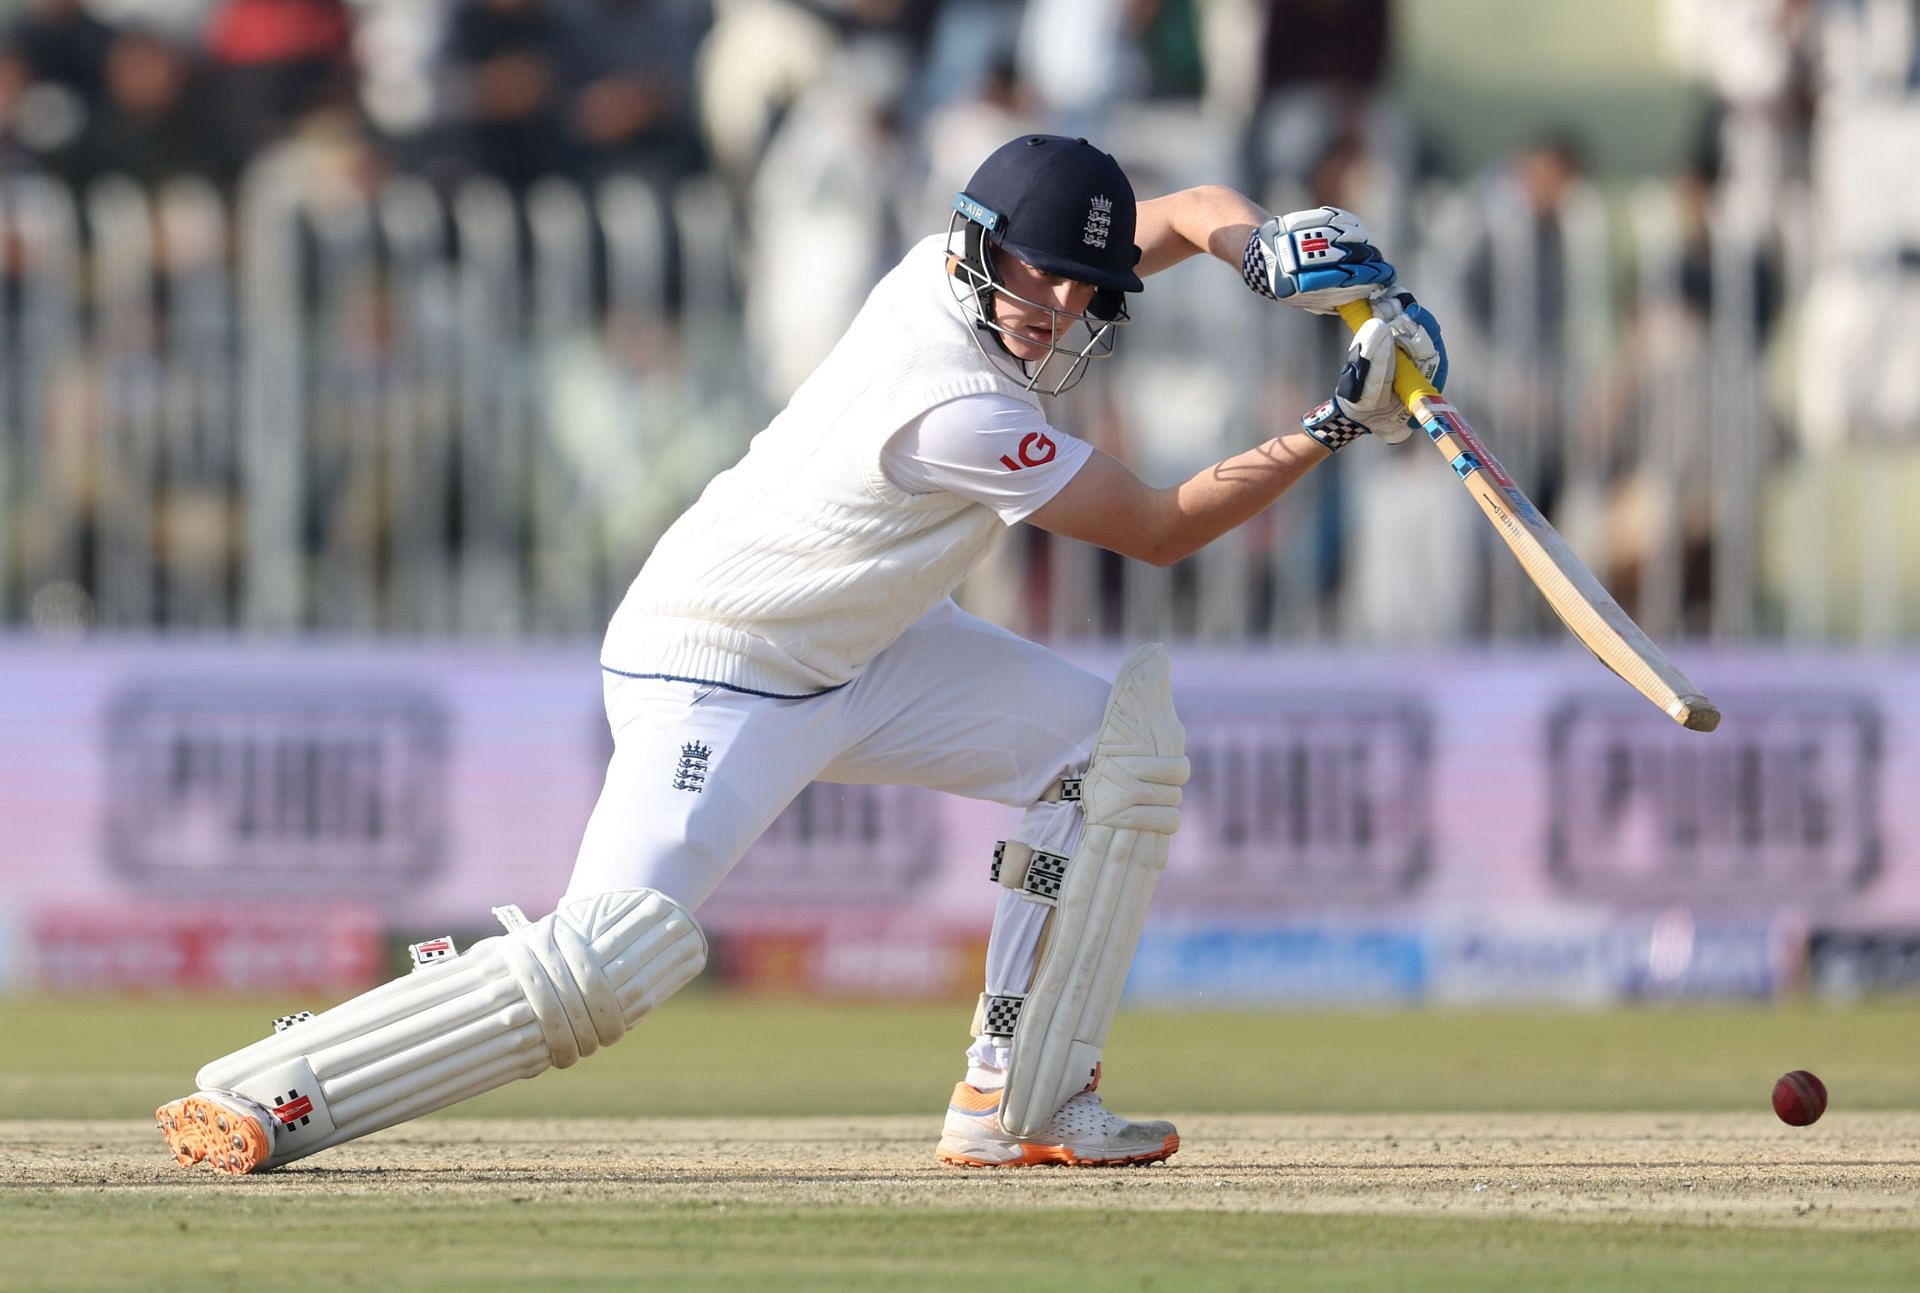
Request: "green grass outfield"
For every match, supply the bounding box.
[5,996,1919,1291]
[10,1196,1920,1293]
[4,994,1916,1120]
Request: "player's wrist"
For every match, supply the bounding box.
[1240,226,1279,302]
[1299,398,1371,453]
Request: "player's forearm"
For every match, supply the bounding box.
[1144,431,1329,566]
[1134,185,1271,279]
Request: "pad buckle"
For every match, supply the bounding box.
[981,993,1023,1041]
[1030,850,1067,900]
[1039,776,1082,804]
[408,936,459,968]
[990,842,1070,906]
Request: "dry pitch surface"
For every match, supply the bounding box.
[8,1112,1917,1227]
[8,1003,1920,1287]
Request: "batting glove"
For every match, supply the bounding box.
[1300,317,1411,451]
[1244,207,1396,313]
[1368,289,1448,408]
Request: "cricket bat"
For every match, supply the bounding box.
[1337,300,1720,733]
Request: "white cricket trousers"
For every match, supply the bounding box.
[562,599,1111,1078]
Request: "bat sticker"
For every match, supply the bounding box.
[1439,415,1514,489]
[1500,485,1544,525]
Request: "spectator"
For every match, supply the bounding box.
[203,0,357,162]
[1663,0,1818,216]
[4,0,116,166]
[1015,0,1139,127]
[1269,125,1470,643]
[1585,131,1780,635]
[745,40,914,401]
[1260,0,1389,90]
[1249,0,1394,195]
[0,50,42,176]
[1584,154,1722,634]
[694,0,838,186]
[915,0,1022,117]
[67,28,234,189]
[922,50,1041,206]
[1135,0,1204,100]
[1464,132,1586,335]
[565,0,710,186]
[352,0,442,148]
[8,0,114,99]
[1460,131,1590,520]
[444,0,579,189]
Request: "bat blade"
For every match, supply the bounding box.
[1335,302,1719,732]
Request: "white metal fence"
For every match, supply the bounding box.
[0,159,1877,644]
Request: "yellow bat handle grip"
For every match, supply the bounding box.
[1336,299,1439,417]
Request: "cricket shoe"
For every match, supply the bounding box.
[936,1081,1179,1168]
[155,1091,274,1175]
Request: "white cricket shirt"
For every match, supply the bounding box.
[601,236,1091,696]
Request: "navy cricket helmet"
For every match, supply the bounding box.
[949,135,1142,394]
[958,134,1143,293]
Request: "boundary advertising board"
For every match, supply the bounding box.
[0,639,1909,999]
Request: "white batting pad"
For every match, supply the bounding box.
[194,889,706,1169]
[1000,644,1188,1138]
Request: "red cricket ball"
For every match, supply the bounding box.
[1772,1070,1827,1126]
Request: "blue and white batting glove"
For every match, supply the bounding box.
[1244,207,1396,314]
[1369,289,1448,409]
[1301,291,1451,451]
[1300,318,1411,452]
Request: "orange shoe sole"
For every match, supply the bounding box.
[155,1095,271,1175]
[937,1132,1178,1168]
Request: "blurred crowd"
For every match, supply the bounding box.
[0,0,1411,418]
[1,0,1916,643]
[0,1,1412,223]
[0,0,707,192]
[0,0,1453,234]
[0,0,1907,337]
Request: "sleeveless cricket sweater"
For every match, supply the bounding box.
[601,235,1045,696]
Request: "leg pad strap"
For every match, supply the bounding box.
[970,991,1025,1042]
[991,842,1071,904]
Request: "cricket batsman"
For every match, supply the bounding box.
[156,135,1445,1173]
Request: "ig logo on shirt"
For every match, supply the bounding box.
[998,433,1057,471]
